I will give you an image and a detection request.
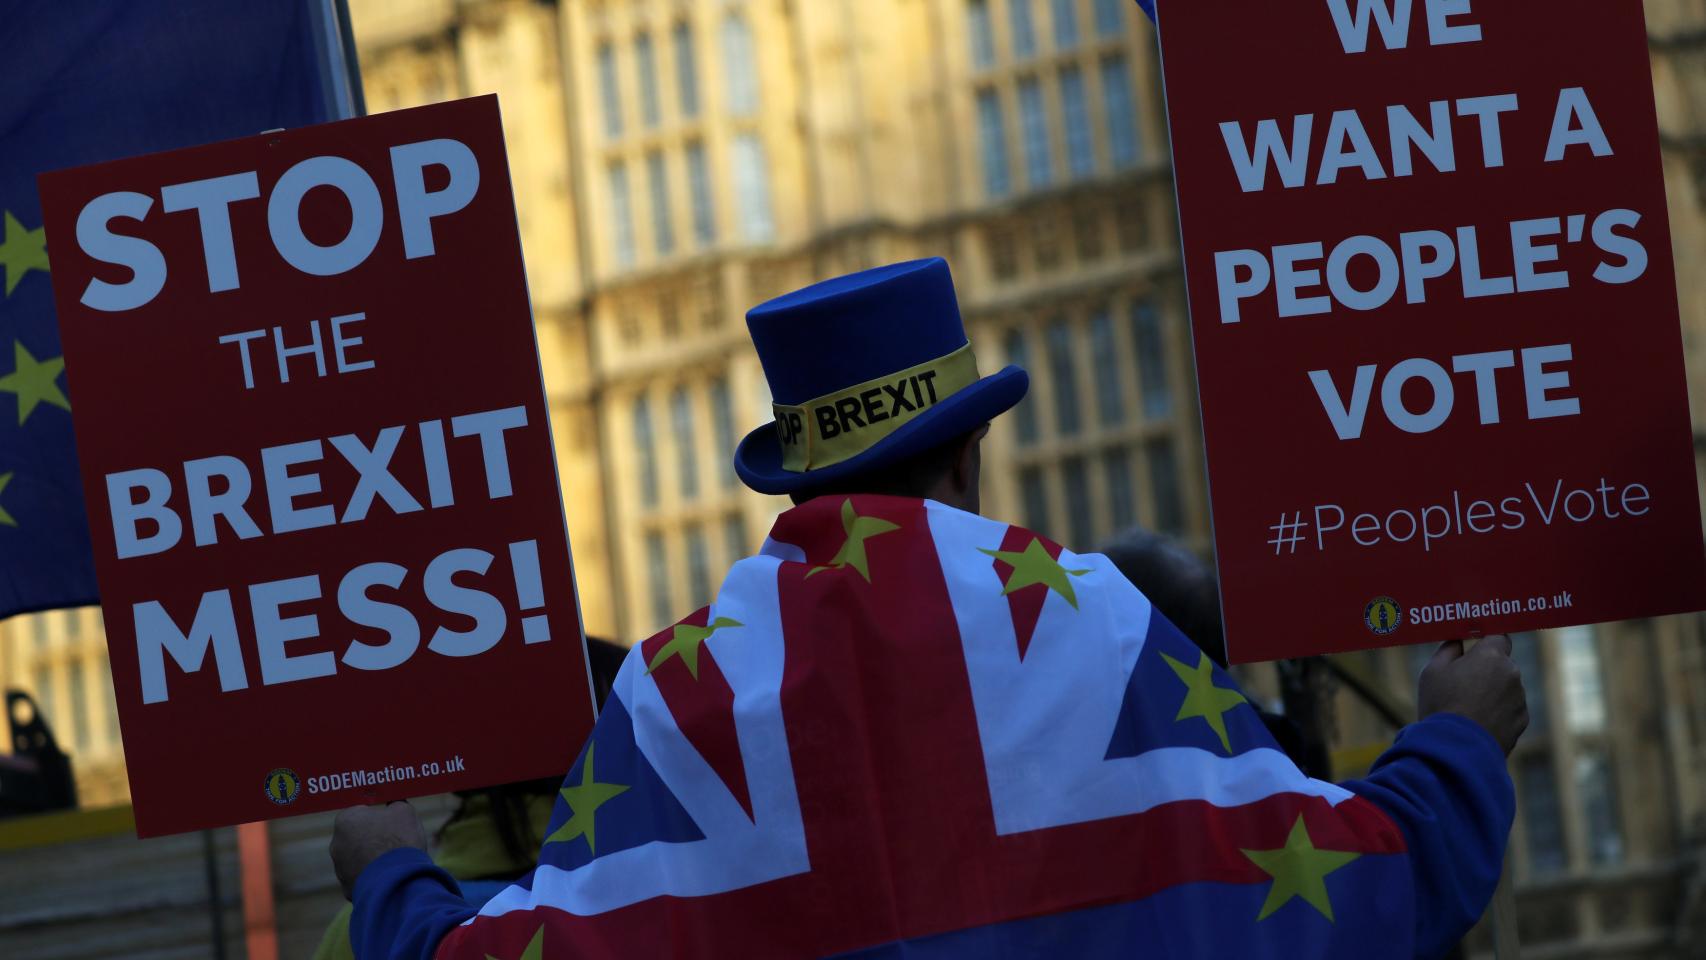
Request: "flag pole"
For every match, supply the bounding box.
[1488,819,1521,958]
[201,828,229,960]
[308,0,366,121]
[331,0,367,117]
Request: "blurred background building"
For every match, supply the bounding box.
[2,0,1704,956]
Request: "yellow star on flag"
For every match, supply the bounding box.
[1161,649,1247,753]
[979,537,1091,608]
[485,925,546,960]
[545,743,629,855]
[0,473,15,528]
[806,498,899,581]
[646,616,742,680]
[1242,814,1361,922]
[0,341,70,425]
[0,211,49,296]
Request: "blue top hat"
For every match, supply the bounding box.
[733,258,1029,495]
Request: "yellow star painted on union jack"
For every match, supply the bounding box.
[646,616,742,680]
[1242,815,1361,921]
[1161,649,1247,754]
[806,498,899,581]
[979,537,1091,608]
[0,473,16,528]
[0,212,48,296]
[545,743,629,855]
[0,341,70,425]
[485,925,545,960]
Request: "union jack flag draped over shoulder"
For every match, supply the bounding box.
[354,496,1510,959]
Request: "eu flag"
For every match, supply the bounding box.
[0,1,348,618]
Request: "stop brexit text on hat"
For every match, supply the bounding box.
[1155,0,1706,661]
[36,96,594,836]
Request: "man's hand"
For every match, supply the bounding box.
[330,801,430,900]
[1417,634,1529,755]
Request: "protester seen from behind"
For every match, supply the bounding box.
[332,258,1527,959]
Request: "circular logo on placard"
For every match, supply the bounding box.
[264,768,302,806]
[1364,597,1402,636]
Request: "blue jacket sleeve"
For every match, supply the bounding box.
[349,847,479,960]
[1342,713,1515,960]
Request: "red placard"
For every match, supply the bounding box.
[1155,2,1706,662]
[38,96,594,835]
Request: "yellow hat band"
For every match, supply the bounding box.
[773,344,982,473]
